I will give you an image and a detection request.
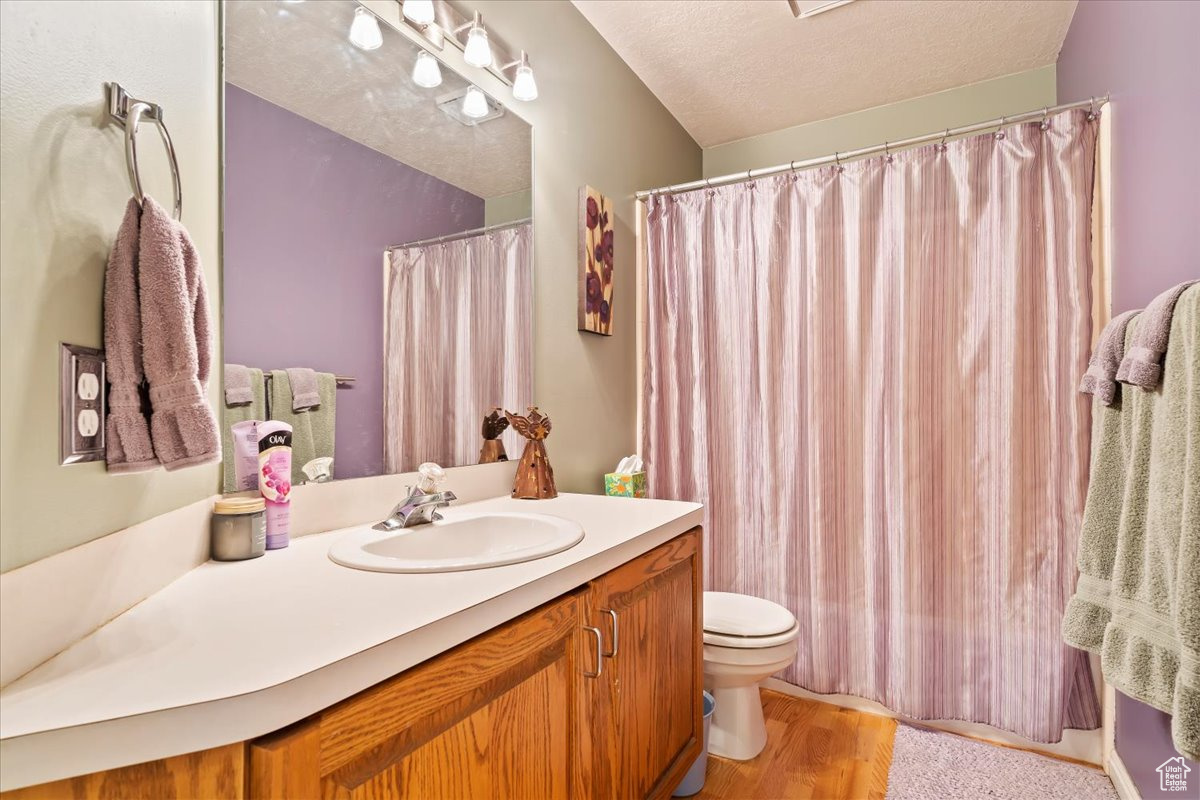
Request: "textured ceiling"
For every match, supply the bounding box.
[571,0,1077,147]
[225,0,531,199]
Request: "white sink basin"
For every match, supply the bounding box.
[328,511,585,573]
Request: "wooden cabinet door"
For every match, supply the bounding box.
[249,590,588,800]
[585,528,703,800]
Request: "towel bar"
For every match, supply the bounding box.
[106,82,183,220]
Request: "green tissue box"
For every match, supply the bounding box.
[605,471,647,498]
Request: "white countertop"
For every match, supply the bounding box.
[0,493,703,791]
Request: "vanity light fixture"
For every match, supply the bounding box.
[349,6,383,51]
[458,12,494,68]
[402,0,436,25]
[412,51,443,88]
[505,51,538,102]
[398,2,538,106]
[461,85,489,119]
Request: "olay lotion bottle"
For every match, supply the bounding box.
[257,421,293,549]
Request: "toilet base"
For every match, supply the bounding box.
[706,683,767,761]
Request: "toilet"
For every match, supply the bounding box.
[702,591,800,761]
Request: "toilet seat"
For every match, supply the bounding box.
[703,620,800,649]
[703,591,797,649]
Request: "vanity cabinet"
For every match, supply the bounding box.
[250,528,703,800]
[249,590,589,799]
[582,531,703,800]
[2,528,702,800]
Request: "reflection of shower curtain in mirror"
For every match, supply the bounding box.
[384,223,532,473]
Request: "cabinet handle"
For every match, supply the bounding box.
[583,626,604,678]
[600,608,619,658]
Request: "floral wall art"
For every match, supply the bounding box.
[579,185,614,335]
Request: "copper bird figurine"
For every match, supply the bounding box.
[505,406,557,499]
[479,407,510,464]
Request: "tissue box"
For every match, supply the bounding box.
[604,471,647,498]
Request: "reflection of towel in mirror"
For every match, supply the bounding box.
[222,366,265,492]
[225,364,255,406]
[268,369,336,485]
[285,368,320,411]
[1062,284,1200,761]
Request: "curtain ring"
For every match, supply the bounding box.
[1040,107,1050,131]
[834,151,844,172]
[883,141,892,163]
[994,116,1006,140]
[1087,96,1100,121]
[938,129,949,151]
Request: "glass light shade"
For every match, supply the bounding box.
[461,86,489,119]
[512,64,538,101]
[349,7,383,51]
[412,51,442,88]
[462,26,492,68]
[402,0,435,25]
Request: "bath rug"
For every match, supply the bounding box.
[885,724,1116,800]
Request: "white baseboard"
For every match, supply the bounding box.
[1105,750,1141,800]
[763,678,1104,765]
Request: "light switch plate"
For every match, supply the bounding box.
[61,343,106,465]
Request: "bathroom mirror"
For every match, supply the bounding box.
[221,0,533,489]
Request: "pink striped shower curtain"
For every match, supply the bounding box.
[384,222,532,474]
[642,109,1101,741]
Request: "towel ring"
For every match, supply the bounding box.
[107,82,183,220]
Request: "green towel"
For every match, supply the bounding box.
[1063,284,1200,761]
[221,367,266,492]
[267,370,337,485]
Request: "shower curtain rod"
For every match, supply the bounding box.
[636,95,1109,200]
[387,217,531,251]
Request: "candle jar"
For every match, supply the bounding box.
[211,496,267,561]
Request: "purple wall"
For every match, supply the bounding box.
[1057,2,1200,796]
[223,84,484,479]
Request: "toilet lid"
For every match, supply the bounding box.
[703,592,796,637]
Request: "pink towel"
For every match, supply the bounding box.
[138,196,220,470]
[103,199,158,473]
[1079,309,1139,406]
[1117,280,1199,389]
[285,367,320,411]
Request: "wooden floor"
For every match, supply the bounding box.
[695,689,897,800]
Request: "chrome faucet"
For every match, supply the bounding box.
[374,462,457,531]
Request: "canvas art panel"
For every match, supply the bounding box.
[579,186,614,335]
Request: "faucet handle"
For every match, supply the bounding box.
[416,462,446,493]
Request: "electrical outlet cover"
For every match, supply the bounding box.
[61,343,106,465]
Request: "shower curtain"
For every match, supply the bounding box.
[384,222,532,474]
[642,109,1101,742]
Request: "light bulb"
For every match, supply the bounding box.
[461,86,489,119]
[349,7,382,51]
[512,64,537,101]
[402,0,435,25]
[463,25,493,68]
[412,51,442,88]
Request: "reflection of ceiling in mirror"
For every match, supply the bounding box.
[225,0,532,200]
